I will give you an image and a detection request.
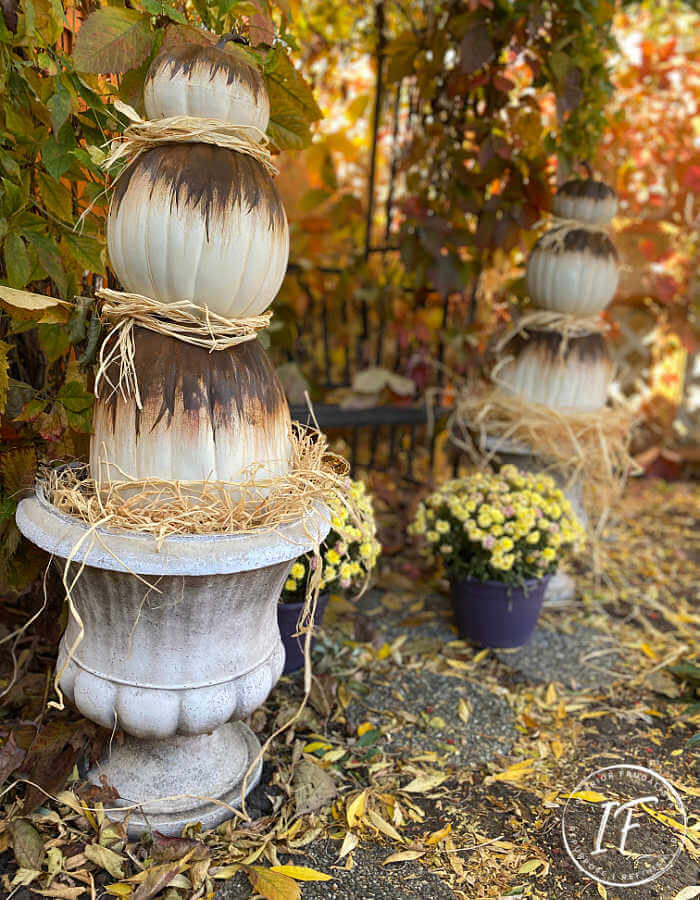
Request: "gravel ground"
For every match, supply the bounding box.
[215,841,457,899]
[494,624,624,689]
[346,669,516,766]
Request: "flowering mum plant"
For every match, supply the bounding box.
[408,465,585,585]
[281,479,381,602]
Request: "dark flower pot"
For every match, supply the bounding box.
[450,576,550,648]
[277,593,330,674]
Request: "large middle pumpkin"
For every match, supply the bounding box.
[106,144,289,318]
[90,329,292,486]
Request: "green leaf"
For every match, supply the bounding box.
[56,379,93,431]
[37,171,73,222]
[41,122,77,182]
[38,323,70,363]
[4,233,32,288]
[47,77,72,136]
[23,229,69,297]
[264,48,321,150]
[62,230,105,275]
[72,7,153,74]
[140,0,187,24]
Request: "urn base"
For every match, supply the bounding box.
[88,721,262,838]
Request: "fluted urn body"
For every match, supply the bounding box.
[17,488,328,836]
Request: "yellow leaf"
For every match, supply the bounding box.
[346,790,367,828]
[597,884,608,898]
[473,648,489,663]
[446,659,470,671]
[518,858,544,875]
[337,831,358,861]
[382,850,425,865]
[246,866,301,900]
[323,748,346,762]
[376,643,391,660]
[357,722,373,737]
[458,697,471,724]
[426,823,451,845]
[269,865,332,882]
[367,809,403,842]
[551,739,563,760]
[640,642,657,660]
[673,888,700,900]
[303,741,331,753]
[545,683,558,705]
[0,285,69,320]
[402,773,446,793]
[84,843,126,879]
[211,865,241,880]
[484,759,535,785]
[337,684,351,709]
[565,791,608,803]
[105,887,132,897]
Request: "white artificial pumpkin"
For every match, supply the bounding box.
[553,177,618,225]
[90,329,292,488]
[144,42,270,132]
[107,144,289,318]
[526,225,619,316]
[497,330,611,411]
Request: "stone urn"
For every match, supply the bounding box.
[17,487,328,836]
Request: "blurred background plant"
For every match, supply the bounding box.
[0,0,697,596]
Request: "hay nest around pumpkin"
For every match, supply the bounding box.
[44,426,351,544]
[447,383,639,537]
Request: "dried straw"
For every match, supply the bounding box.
[105,101,277,176]
[46,426,348,544]
[494,310,608,357]
[448,383,638,537]
[94,288,272,407]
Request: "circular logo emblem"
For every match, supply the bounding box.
[562,765,686,888]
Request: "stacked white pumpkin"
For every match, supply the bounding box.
[90,41,292,490]
[497,176,619,412]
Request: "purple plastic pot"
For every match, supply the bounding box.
[450,576,550,648]
[277,593,330,674]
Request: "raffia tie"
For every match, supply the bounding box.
[104,100,278,177]
[494,310,609,357]
[95,288,272,408]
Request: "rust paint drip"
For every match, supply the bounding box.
[101,328,288,441]
[146,43,265,98]
[111,144,285,236]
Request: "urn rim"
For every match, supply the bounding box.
[16,485,329,576]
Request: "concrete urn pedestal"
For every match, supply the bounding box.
[17,488,328,837]
[481,434,585,606]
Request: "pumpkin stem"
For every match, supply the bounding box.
[217,30,250,48]
[580,160,593,179]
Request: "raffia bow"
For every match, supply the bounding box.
[94,288,272,408]
[104,100,278,177]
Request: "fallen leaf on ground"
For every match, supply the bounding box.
[402,773,446,793]
[382,849,425,865]
[270,865,332,881]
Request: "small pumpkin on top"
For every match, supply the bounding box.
[552,174,618,225]
[144,40,270,132]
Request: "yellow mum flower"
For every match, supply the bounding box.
[326,548,341,565]
[426,530,440,543]
[527,530,540,544]
[435,519,450,534]
[497,537,514,552]
[290,562,306,579]
[542,547,556,562]
[284,578,297,591]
